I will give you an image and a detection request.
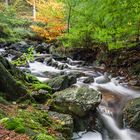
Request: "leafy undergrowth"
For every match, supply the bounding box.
[0,102,65,140]
[0,125,30,140]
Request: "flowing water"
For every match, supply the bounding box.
[4,50,140,140]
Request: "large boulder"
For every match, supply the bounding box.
[31,89,50,103]
[0,56,28,100]
[46,75,77,92]
[52,86,101,117]
[0,55,27,81]
[123,97,140,132]
[95,75,110,84]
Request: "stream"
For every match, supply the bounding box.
[27,54,140,140]
[1,47,140,140]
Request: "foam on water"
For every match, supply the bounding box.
[73,131,102,140]
[29,61,61,74]
[36,76,49,82]
[90,77,140,98]
[0,48,5,54]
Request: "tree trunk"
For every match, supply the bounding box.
[5,0,8,6]
[67,5,71,33]
[33,0,36,20]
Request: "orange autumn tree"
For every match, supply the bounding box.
[26,0,66,42]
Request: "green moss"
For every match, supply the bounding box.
[34,133,56,140]
[25,74,39,84]
[32,83,52,93]
[1,117,25,133]
[16,109,52,136]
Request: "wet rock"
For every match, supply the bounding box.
[52,86,101,117]
[35,54,51,63]
[0,42,11,48]
[73,112,97,131]
[67,71,85,78]
[35,42,49,53]
[3,49,22,60]
[48,111,74,139]
[52,61,59,68]
[20,68,31,73]
[58,64,69,70]
[44,57,53,66]
[83,76,94,84]
[52,54,67,62]
[123,97,140,132]
[31,89,50,103]
[6,41,29,53]
[66,58,84,66]
[95,75,110,84]
[43,71,63,78]
[46,75,77,91]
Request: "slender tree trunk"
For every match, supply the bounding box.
[5,0,8,6]
[33,0,36,20]
[67,5,71,33]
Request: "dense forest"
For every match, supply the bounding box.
[0,0,140,140]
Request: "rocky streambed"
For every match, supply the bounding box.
[0,41,140,140]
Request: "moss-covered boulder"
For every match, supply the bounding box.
[123,97,140,132]
[31,90,51,103]
[0,56,28,100]
[0,56,52,102]
[52,86,101,117]
[46,75,76,92]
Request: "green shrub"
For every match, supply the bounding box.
[1,117,25,133]
[0,6,33,43]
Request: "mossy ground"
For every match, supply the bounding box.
[0,101,65,140]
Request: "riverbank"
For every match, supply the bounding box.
[54,45,140,87]
[0,41,140,140]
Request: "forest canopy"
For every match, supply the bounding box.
[0,0,140,49]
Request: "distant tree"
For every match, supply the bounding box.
[61,0,140,49]
[27,0,66,41]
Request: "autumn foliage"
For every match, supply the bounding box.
[27,0,66,42]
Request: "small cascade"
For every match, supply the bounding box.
[27,56,140,140]
[0,48,5,54]
[98,107,140,140]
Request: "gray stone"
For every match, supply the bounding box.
[31,89,50,103]
[83,76,94,84]
[123,97,140,132]
[95,75,110,84]
[46,75,77,91]
[53,86,101,117]
[48,111,73,139]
